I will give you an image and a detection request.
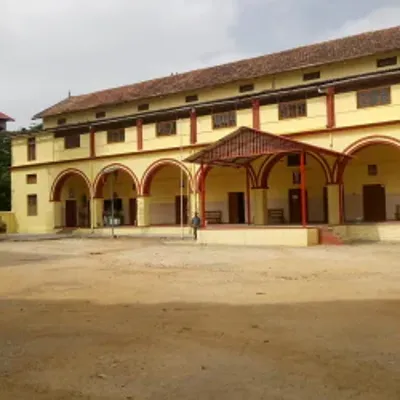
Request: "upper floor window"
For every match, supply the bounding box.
[239,83,254,93]
[279,100,307,120]
[27,194,38,216]
[357,87,391,109]
[107,128,125,143]
[185,94,199,103]
[27,137,36,161]
[57,117,67,126]
[377,56,397,68]
[26,174,37,184]
[96,111,106,119]
[303,71,320,81]
[64,134,81,149]
[138,103,150,112]
[212,110,237,129]
[156,120,177,136]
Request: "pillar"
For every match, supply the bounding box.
[92,198,103,228]
[326,87,336,129]
[89,127,96,158]
[252,99,260,130]
[190,109,197,144]
[252,188,268,225]
[137,196,150,227]
[200,163,206,228]
[53,201,62,228]
[137,119,143,151]
[190,192,199,217]
[300,151,307,227]
[326,184,342,225]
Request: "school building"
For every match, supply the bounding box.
[6,26,400,246]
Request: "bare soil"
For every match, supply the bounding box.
[0,238,399,399]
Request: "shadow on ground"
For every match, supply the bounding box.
[0,298,399,400]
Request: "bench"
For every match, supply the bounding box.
[205,211,223,224]
[268,208,285,225]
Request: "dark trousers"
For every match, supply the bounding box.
[193,227,198,240]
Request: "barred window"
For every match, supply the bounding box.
[27,137,36,161]
[57,117,67,126]
[303,71,320,81]
[239,83,254,93]
[64,134,81,149]
[212,110,237,129]
[377,56,397,68]
[357,87,391,109]
[279,100,307,120]
[107,128,125,143]
[156,120,177,136]
[138,103,149,111]
[185,94,198,103]
[96,111,106,119]
[27,194,38,216]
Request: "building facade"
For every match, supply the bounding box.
[0,112,14,132]
[9,26,400,244]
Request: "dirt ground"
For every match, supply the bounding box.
[0,238,399,399]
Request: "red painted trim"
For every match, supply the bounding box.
[300,151,307,227]
[141,158,194,196]
[252,99,260,130]
[50,168,92,202]
[335,135,400,183]
[190,109,197,144]
[246,167,251,224]
[93,163,140,198]
[326,87,336,129]
[258,151,332,188]
[200,163,206,228]
[89,128,96,158]
[137,119,143,151]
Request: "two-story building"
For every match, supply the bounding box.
[9,25,400,245]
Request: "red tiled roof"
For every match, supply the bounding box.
[34,25,400,119]
[0,112,14,122]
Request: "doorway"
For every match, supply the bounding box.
[363,184,386,222]
[228,192,246,224]
[175,195,188,225]
[129,198,137,226]
[65,200,77,227]
[288,188,308,224]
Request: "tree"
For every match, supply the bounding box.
[0,132,11,211]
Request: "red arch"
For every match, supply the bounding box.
[50,168,92,202]
[257,151,332,188]
[93,163,140,198]
[141,158,194,196]
[195,164,257,192]
[335,135,400,183]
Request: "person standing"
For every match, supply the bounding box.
[191,212,201,240]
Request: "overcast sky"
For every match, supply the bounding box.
[1,0,400,130]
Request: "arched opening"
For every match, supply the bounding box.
[93,164,140,227]
[259,152,330,224]
[51,169,91,228]
[141,160,193,226]
[339,138,400,223]
[198,165,255,224]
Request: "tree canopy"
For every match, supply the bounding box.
[0,132,11,211]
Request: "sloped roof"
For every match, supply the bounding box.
[185,127,350,166]
[0,112,14,122]
[34,25,400,119]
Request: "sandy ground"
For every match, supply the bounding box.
[0,238,399,400]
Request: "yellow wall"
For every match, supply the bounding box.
[0,212,17,233]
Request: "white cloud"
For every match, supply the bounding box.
[0,0,241,129]
[324,6,400,40]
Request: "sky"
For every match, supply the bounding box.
[1,0,400,130]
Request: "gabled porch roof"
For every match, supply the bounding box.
[184,126,350,167]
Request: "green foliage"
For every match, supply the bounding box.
[0,132,11,211]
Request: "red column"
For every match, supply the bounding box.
[300,151,307,227]
[339,181,344,224]
[252,99,260,130]
[200,163,206,228]
[137,119,143,151]
[326,87,336,128]
[190,109,197,144]
[246,167,251,224]
[89,127,96,158]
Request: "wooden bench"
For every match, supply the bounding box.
[205,211,223,224]
[268,208,285,225]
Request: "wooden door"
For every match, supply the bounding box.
[175,196,188,225]
[129,198,137,226]
[288,189,308,224]
[228,192,245,224]
[323,187,328,224]
[65,200,77,228]
[363,184,386,222]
